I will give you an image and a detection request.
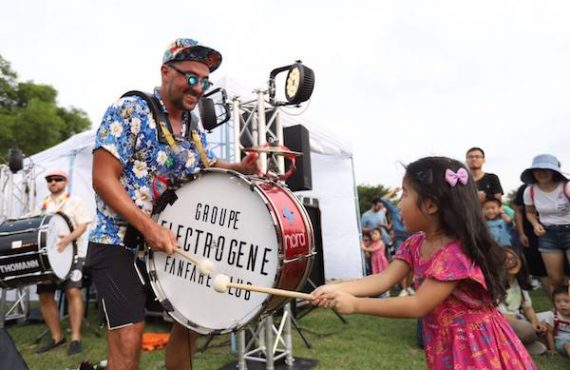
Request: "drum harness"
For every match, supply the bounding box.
[120,91,209,289]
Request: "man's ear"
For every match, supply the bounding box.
[422,198,439,215]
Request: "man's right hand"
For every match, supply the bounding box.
[142,222,177,255]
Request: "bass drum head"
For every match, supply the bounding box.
[46,213,74,280]
[148,170,280,334]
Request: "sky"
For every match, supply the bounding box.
[2,0,570,194]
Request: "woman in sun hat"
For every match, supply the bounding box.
[521,154,570,296]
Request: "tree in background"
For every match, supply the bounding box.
[0,55,91,160]
[357,184,390,214]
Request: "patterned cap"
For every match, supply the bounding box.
[162,38,222,72]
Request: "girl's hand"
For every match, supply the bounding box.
[310,284,339,307]
[320,290,358,314]
[533,224,545,237]
[533,322,547,333]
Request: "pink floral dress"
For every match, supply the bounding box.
[395,233,536,370]
[370,240,389,274]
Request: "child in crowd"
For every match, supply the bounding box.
[522,154,570,295]
[541,285,570,357]
[498,247,547,355]
[366,228,390,275]
[312,156,536,369]
[483,196,513,247]
[360,232,372,275]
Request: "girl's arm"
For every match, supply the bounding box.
[522,306,547,333]
[525,205,545,236]
[317,277,458,318]
[312,260,410,300]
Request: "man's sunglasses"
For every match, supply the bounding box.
[168,64,213,91]
[46,177,65,183]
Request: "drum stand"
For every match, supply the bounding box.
[237,303,295,370]
[0,287,30,328]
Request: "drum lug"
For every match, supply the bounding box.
[160,299,175,312]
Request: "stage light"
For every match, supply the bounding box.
[199,88,231,132]
[269,61,315,106]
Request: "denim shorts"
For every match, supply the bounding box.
[538,224,570,253]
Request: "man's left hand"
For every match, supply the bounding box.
[239,152,260,175]
[56,234,71,253]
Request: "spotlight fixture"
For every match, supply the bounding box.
[198,87,231,132]
[269,61,315,106]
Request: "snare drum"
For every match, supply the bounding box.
[146,169,315,334]
[0,213,77,289]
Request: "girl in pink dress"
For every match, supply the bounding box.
[313,156,536,369]
[367,228,390,274]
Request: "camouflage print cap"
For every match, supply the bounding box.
[162,38,222,72]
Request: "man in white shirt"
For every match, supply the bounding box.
[34,169,91,356]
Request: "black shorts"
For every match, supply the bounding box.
[37,257,85,294]
[85,242,149,329]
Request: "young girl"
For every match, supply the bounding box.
[498,247,547,355]
[312,156,536,369]
[521,154,570,295]
[541,285,570,357]
[364,228,389,275]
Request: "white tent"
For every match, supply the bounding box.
[25,78,363,281]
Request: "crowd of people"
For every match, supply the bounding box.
[350,147,570,366]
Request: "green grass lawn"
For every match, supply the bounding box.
[5,289,570,370]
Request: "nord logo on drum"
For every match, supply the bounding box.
[284,232,307,250]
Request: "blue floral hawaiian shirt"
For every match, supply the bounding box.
[89,88,217,246]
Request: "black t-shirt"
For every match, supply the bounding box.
[476,173,503,197]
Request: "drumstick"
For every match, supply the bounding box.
[174,248,216,275]
[212,274,313,300]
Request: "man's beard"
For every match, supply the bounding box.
[169,84,197,111]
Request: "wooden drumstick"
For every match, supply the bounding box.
[174,248,215,275]
[212,274,313,300]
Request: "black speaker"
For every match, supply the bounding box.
[284,125,312,191]
[301,203,324,293]
[0,328,29,370]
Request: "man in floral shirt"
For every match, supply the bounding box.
[86,38,258,370]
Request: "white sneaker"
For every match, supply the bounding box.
[526,341,547,355]
[398,289,409,297]
[407,287,416,296]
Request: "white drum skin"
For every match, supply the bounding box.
[146,169,314,334]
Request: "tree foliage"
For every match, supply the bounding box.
[0,55,91,160]
[357,183,391,214]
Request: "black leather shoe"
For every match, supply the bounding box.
[36,337,66,354]
[67,340,82,355]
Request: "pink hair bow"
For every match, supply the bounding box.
[445,168,469,187]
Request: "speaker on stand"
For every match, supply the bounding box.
[284,125,312,192]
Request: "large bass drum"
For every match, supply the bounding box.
[146,169,315,334]
[0,213,77,289]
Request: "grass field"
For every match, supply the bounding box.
[4,289,570,370]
